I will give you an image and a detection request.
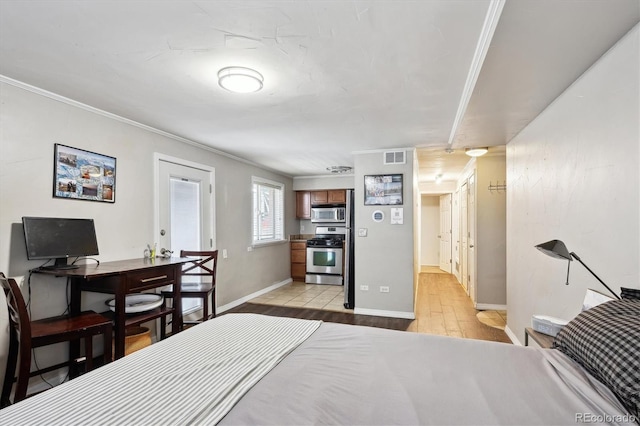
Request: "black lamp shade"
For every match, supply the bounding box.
[535,240,572,261]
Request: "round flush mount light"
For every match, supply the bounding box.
[218,66,264,93]
[326,166,353,174]
[465,147,489,157]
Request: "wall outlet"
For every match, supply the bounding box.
[379,286,390,293]
[222,249,228,259]
[301,225,305,231]
[247,246,253,252]
[360,285,369,291]
[358,228,368,237]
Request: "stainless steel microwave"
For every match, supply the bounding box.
[311,207,346,223]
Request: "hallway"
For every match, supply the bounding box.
[408,271,510,342]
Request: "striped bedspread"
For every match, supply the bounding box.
[0,314,321,425]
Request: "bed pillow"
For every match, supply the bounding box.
[621,287,640,300]
[552,299,640,417]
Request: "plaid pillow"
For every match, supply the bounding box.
[621,287,640,300]
[553,299,640,417]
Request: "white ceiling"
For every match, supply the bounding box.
[1,1,638,182]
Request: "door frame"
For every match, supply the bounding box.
[153,153,216,254]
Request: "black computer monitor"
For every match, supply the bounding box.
[22,217,99,269]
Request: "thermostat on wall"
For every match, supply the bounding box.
[372,210,384,222]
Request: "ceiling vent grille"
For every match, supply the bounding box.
[383,151,406,165]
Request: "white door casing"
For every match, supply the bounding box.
[467,172,477,304]
[439,194,452,273]
[460,182,468,292]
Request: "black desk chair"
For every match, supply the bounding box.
[1,273,112,407]
[160,250,218,338]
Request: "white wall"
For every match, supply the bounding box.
[0,80,297,384]
[506,24,639,344]
[420,195,440,266]
[475,155,506,307]
[353,150,415,318]
[292,175,355,191]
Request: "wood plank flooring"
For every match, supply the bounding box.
[224,272,511,344]
[409,272,511,343]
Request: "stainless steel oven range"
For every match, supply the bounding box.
[306,226,345,285]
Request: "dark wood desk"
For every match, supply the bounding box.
[35,257,188,360]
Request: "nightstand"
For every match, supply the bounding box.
[524,327,555,349]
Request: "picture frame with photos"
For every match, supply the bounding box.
[364,174,403,205]
[53,143,116,203]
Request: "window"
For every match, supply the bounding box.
[252,177,285,245]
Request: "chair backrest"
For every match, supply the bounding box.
[0,273,31,407]
[179,250,218,285]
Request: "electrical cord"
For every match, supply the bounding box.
[71,257,100,266]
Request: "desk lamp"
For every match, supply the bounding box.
[535,239,620,300]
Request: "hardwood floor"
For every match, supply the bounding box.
[224,272,511,344]
[408,272,511,343]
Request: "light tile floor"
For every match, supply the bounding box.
[249,281,351,313]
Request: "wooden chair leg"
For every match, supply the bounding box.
[202,296,209,322]
[14,343,32,403]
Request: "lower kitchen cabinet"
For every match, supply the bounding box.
[291,241,307,281]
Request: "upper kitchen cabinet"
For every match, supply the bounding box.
[310,190,346,206]
[297,189,348,219]
[327,190,346,204]
[296,191,311,219]
[310,191,328,205]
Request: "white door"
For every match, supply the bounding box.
[156,156,215,313]
[467,172,476,304]
[439,194,452,273]
[452,188,461,282]
[460,182,468,293]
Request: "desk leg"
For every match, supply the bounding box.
[112,286,127,360]
[69,278,82,378]
[172,264,183,335]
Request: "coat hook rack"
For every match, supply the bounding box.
[488,181,507,193]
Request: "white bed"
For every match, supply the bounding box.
[0,306,638,425]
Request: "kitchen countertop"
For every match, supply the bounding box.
[289,234,313,242]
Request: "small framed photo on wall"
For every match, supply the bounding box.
[364,174,403,205]
[53,143,116,203]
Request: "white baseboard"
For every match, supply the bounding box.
[354,307,415,320]
[217,278,292,314]
[504,325,522,346]
[475,303,507,311]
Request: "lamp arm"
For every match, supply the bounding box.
[569,252,621,300]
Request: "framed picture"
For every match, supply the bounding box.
[364,174,403,205]
[53,144,116,203]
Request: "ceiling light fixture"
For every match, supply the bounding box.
[465,147,489,157]
[218,66,264,93]
[326,166,353,174]
[435,174,443,184]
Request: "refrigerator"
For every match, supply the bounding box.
[343,189,355,309]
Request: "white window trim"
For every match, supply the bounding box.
[251,176,286,247]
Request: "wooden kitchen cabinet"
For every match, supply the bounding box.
[328,190,346,204]
[296,191,311,219]
[310,189,346,206]
[291,241,307,281]
[310,191,328,205]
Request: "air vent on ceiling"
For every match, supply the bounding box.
[383,150,406,165]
